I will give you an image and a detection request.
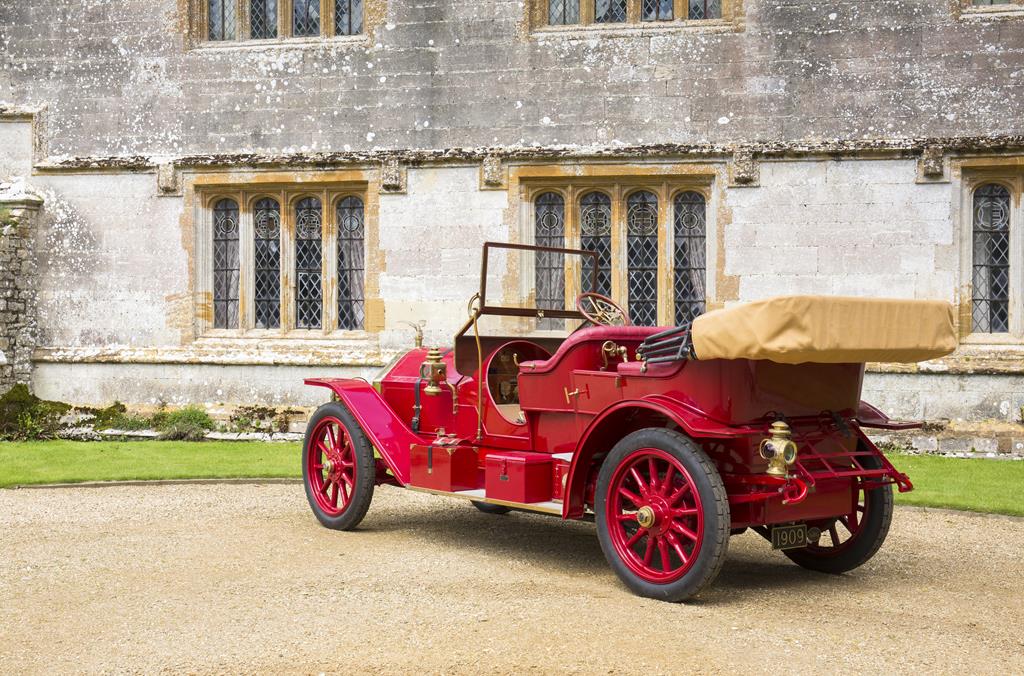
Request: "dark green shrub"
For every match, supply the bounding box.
[156,405,215,441]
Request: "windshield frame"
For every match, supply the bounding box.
[479,241,599,320]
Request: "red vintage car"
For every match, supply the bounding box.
[302,243,957,602]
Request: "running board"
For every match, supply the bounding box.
[405,486,563,516]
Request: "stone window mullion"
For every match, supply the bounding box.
[1011,179,1024,336]
[280,0,294,37]
[610,184,626,314]
[239,194,255,329]
[322,189,338,333]
[281,192,296,331]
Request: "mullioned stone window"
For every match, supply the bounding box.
[201,187,367,335]
[529,184,708,328]
[959,0,1024,19]
[970,183,1015,335]
[541,0,733,29]
[195,0,369,45]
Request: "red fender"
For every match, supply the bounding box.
[562,395,760,519]
[856,400,924,430]
[305,378,416,485]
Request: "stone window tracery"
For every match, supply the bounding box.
[208,0,237,40]
[198,0,367,44]
[212,198,240,328]
[250,0,278,39]
[202,186,368,334]
[253,197,281,329]
[673,191,707,325]
[626,191,660,326]
[540,0,727,28]
[295,197,324,329]
[336,196,365,330]
[530,183,709,329]
[972,183,1012,333]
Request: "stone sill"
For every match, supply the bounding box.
[533,19,737,39]
[959,4,1024,20]
[867,344,1024,376]
[192,34,369,52]
[33,338,394,368]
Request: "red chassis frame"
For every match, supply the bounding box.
[305,327,914,529]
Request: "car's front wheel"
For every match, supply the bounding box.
[302,401,375,530]
[595,428,730,602]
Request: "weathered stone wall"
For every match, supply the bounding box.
[2,1,1024,159]
[0,183,41,392]
[727,159,952,301]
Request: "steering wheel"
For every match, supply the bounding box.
[576,293,630,327]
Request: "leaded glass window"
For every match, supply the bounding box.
[595,0,627,23]
[972,184,1011,333]
[253,198,281,329]
[535,193,566,327]
[549,0,580,24]
[212,198,240,328]
[337,196,365,330]
[293,0,321,37]
[335,0,364,35]
[208,0,237,40]
[673,191,706,326]
[688,0,722,19]
[627,191,659,327]
[580,192,612,297]
[295,197,323,329]
[642,0,674,20]
[250,0,278,39]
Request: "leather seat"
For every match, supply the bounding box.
[518,325,663,375]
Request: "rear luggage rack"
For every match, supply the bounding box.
[637,324,696,366]
[726,414,913,506]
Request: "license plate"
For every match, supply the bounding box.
[771,524,808,550]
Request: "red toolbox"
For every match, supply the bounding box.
[410,442,479,492]
[485,452,553,504]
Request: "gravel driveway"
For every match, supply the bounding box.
[1,483,1022,674]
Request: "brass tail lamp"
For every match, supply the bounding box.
[758,421,799,478]
[420,346,459,415]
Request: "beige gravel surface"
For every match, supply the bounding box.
[1,483,1022,675]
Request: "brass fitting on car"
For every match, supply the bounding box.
[759,421,799,478]
[422,347,446,396]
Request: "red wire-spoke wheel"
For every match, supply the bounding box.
[596,428,730,602]
[302,402,375,530]
[783,453,894,574]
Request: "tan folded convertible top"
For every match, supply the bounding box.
[690,296,957,364]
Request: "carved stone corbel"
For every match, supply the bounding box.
[728,149,759,187]
[157,163,182,196]
[480,155,507,190]
[380,158,407,193]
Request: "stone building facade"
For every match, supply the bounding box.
[2,0,1024,428]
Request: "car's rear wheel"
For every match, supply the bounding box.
[302,401,375,530]
[596,428,730,602]
[783,456,893,574]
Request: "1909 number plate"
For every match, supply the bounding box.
[771,524,808,550]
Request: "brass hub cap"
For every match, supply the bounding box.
[322,458,335,476]
[636,506,656,529]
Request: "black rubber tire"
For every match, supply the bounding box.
[595,428,730,602]
[783,456,894,574]
[302,401,376,531]
[471,501,512,515]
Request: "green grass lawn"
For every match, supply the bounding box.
[0,440,301,488]
[889,453,1024,517]
[0,442,1021,518]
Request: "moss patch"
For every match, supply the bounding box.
[0,384,71,441]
